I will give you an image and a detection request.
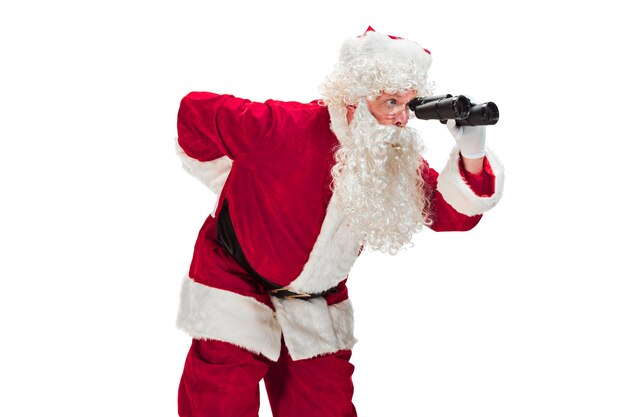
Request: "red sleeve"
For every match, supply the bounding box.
[459,157,496,197]
[177,92,278,162]
[420,158,495,232]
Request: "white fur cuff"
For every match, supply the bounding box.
[436,147,504,217]
[176,140,233,195]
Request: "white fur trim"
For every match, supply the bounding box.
[437,147,504,216]
[340,30,431,74]
[176,140,232,195]
[271,297,357,361]
[287,194,362,295]
[328,105,349,144]
[176,276,283,361]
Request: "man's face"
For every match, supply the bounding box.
[365,90,416,127]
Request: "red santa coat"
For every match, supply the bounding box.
[176,92,504,361]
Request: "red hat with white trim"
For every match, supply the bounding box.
[320,27,433,107]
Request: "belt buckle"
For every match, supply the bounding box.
[271,287,313,300]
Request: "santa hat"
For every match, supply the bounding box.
[320,27,433,108]
[340,27,431,73]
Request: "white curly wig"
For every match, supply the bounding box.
[320,28,436,254]
[319,27,434,108]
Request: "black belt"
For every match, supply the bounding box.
[216,200,337,301]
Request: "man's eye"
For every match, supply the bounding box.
[386,99,397,107]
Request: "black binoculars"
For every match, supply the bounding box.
[408,94,499,126]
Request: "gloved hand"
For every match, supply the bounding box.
[446,119,486,159]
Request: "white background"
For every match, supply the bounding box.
[1,1,625,416]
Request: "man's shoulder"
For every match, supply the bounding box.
[266,98,328,114]
[266,99,331,130]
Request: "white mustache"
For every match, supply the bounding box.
[351,102,416,150]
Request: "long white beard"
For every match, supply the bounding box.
[331,102,430,254]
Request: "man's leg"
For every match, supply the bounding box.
[178,338,271,417]
[264,344,357,417]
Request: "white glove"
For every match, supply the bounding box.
[446,119,486,159]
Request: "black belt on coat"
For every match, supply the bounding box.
[215,200,338,301]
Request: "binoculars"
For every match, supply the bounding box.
[408,94,499,126]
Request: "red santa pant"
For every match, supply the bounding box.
[178,338,357,417]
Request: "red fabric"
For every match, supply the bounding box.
[179,339,357,417]
[178,93,495,289]
[188,214,272,307]
[460,157,496,197]
[419,158,494,232]
[187,215,350,307]
[179,93,337,288]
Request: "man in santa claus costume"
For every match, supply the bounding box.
[175,27,504,417]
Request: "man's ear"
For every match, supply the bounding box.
[346,104,357,125]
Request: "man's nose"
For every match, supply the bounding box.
[393,109,409,127]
